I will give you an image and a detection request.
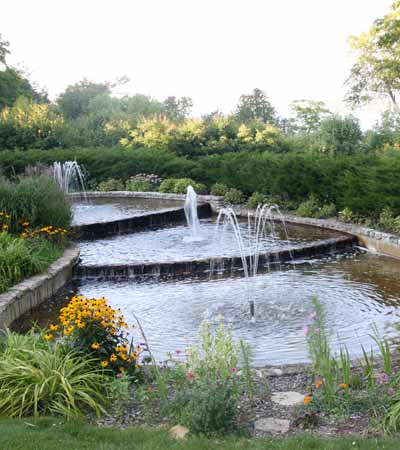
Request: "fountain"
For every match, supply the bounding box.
[183,185,203,242]
[53,161,86,195]
[213,204,292,322]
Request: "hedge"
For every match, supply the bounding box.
[1,147,399,218]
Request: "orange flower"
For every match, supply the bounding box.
[303,395,312,405]
[340,383,348,389]
[315,380,324,389]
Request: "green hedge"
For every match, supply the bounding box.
[1,147,400,218]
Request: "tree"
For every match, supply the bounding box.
[318,115,363,156]
[289,99,331,133]
[163,96,193,122]
[235,88,276,124]
[57,80,111,120]
[0,33,10,66]
[346,1,400,109]
[0,68,48,109]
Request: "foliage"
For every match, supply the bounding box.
[210,182,229,196]
[224,188,245,204]
[5,148,400,219]
[296,195,335,219]
[0,330,108,418]
[154,319,252,436]
[0,176,72,232]
[56,80,111,120]
[235,88,276,124]
[318,115,363,156]
[346,2,400,108]
[49,295,143,379]
[0,232,63,293]
[159,177,207,194]
[163,96,193,122]
[0,98,64,149]
[97,178,125,191]
[247,192,269,208]
[125,173,162,192]
[378,207,400,233]
[289,100,331,133]
[303,297,394,423]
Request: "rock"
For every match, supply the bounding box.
[271,391,304,406]
[264,368,283,377]
[254,417,290,434]
[169,424,189,440]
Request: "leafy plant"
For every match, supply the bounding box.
[125,173,162,192]
[210,183,229,196]
[247,192,268,208]
[0,330,108,418]
[224,188,245,204]
[97,178,125,191]
[49,295,143,379]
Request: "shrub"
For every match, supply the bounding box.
[0,330,108,418]
[247,192,268,208]
[0,232,64,293]
[97,178,125,191]
[210,183,229,196]
[296,195,336,219]
[378,207,400,234]
[173,178,198,194]
[224,188,245,204]
[159,178,178,193]
[0,176,72,232]
[338,207,356,223]
[125,173,162,192]
[50,295,143,379]
[159,319,251,435]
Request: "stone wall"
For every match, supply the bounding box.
[0,246,80,329]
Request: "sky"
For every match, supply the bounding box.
[0,0,395,128]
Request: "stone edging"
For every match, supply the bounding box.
[229,206,400,260]
[0,245,80,329]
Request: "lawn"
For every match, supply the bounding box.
[1,418,399,450]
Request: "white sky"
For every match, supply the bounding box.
[0,0,395,128]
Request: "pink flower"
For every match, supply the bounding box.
[116,373,122,379]
[379,372,389,384]
[303,326,309,335]
[388,387,395,395]
[315,328,320,334]
[187,371,195,379]
[175,349,182,355]
[231,367,238,373]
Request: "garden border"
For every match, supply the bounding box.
[0,245,80,329]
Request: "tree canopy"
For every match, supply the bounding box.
[235,88,276,124]
[346,1,400,109]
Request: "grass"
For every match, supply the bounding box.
[1,418,400,450]
[0,233,63,293]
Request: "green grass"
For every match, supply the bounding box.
[0,418,399,450]
[0,234,63,293]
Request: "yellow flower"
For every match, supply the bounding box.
[49,324,59,331]
[101,361,109,368]
[44,333,53,341]
[303,395,312,405]
[110,354,117,362]
[135,364,140,369]
[91,342,100,350]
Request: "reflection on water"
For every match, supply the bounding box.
[72,197,182,225]
[16,252,400,366]
[78,220,342,265]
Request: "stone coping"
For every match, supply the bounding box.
[76,235,357,281]
[228,206,400,260]
[0,245,80,329]
[67,191,223,210]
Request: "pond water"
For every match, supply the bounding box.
[72,197,182,225]
[14,252,400,366]
[78,219,343,265]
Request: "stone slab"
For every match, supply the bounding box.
[254,417,290,434]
